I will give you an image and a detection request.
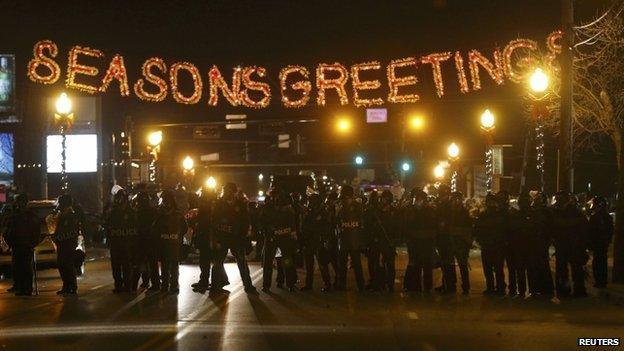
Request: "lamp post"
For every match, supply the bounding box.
[528,67,550,193]
[147,131,162,184]
[182,155,195,186]
[480,109,495,193]
[434,164,445,181]
[54,93,74,193]
[447,142,460,192]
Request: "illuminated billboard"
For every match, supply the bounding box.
[0,133,14,183]
[0,55,16,122]
[46,134,98,173]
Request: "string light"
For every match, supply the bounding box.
[387,57,419,103]
[485,148,493,192]
[134,57,168,102]
[316,63,349,106]
[27,40,61,84]
[535,116,545,192]
[502,39,538,83]
[468,49,505,91]
[208,65,241,106]
[169,62,203,104]
[99,54,130,96]
[240,66,271,108]
[279,65,311,108]
[454,51,470,94]
[421,52,451,97]
[546,30,563,73]
[350,61,383,107]
[66,46,103,94]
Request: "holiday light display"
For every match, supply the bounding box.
[279,66,311,108]
[169,62,202,104]
[134,57,168,102]
[316,63,349,106]
[502,39,538,83]
[240,66,271,108]
[350,61,383,107]
[99,54,130,96]
[27,40,61,84]
[208,65,241,106]
[468,49,505,91]
[387,57,419,103]
[26,33,563,108]
[421,52,452,97]
[453,51,470,94]
[66,46,103,94]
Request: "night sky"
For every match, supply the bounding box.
[0,0,617,194]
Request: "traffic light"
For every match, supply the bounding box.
[401,161,412,172]
[354,155,364,166]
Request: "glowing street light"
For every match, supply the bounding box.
[258,173,264,181]
[54,92,75,193]
[447,142,460,160]
[335,117,352,134]
[434,164,445,180]
[408,115,425,131]
[354,155,364,166]
[529,68,549,93]
[148,130,163,146]
[182,156,194,171]
[205,176,217,190]
[480,109,495,132]
[401,162,411,172]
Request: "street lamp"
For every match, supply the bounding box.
[205,176,217,190]
[434,164,445,180]
[147,131,162,183]
[447,142,460,192]
[528,67,550,193]
[480,109,495,192]
[258,173,264,182]
[401,162,411,172]
[182,155,194,172]
[354,155,364,166]
[408,115,425,131]
[54,93,74,193]
[335,117,352,134]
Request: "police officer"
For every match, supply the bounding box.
[4,194,40,296]
[528,192,555,297]
[448,191,472,295]
[366,190,399,292]
[300,193,333,291]
[154,191,187,293]
[335,185,366,292]
[507,192,533,297]
[551,191,588,297]
[134,191,160,291]
[402,190,437,293]
[364,190,380,289]
[324,192,340,288]
[435,185,455,293]
[474,194,506,295]
[261,188,298,292]
[105,189,138,293]
[212,183,257,294]
[588,196,613,288]
[53,194,80,295]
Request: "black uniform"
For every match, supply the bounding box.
[402,202,437,292]
[335,198,366,291]
[448,204,472,294]
[436,198,456,292]
[105,204,138,292]
[154,208,187,291]
[300,202,333,290]
[212,197,255,291]
[4,205,40,295]
[193,200,229,291]
[551,203,588,297]
[135,203,159,290]
[527,203,554,296]
[366,202,399,291]
[53,208,81,294]
[507,207,533,296]
[588,208,613,288]
[262,202,298,290]
[474,208,506,294]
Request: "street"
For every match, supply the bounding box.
[0,252,622,351]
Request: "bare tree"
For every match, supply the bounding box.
[542,2,624,283]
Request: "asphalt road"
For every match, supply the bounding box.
[0,252,622,351]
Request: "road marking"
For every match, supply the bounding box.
[90,284,107,291]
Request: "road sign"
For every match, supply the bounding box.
[366,108,387,123]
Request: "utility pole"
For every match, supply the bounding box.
[559,0,574,192]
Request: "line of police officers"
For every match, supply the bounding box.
[5,182,614,298]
